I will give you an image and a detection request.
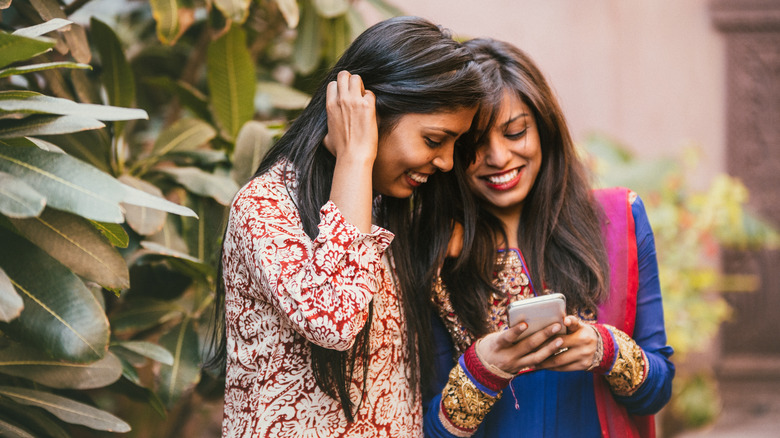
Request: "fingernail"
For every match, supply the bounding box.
[555,338,564,347]
[520,323,528,330]
[552,324,561,333]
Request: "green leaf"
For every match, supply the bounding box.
[0,398,72,438]
[213,0,251,23]
[0,61,92,79]
[157,318,201,408]
[0,91,149,121]
[0,344,122,389]
[293,0,322,75]
[231,121,275,184]
[110,299,183,336]
[313,0,349,18]
[0,267,23,323]
[0,386,130,432]
[207,25,255,141]
[274,0,300,28]
[27,0,91,64]
[0,418,36,438]
[40,129,112,172]
[150,0,180,45]
[0,171,46,218]
[90,221,129,248]
[0,227,109,362]
[91,17,135,137]
[159,166,239,205]
[70,69,102,105]
[255,81,310,110]
[114,340,174,366]
[143,77,212,122]
[0,141,196,223]
[117,175,168,236]
[12,18,73,38]
[0,115,105,139]
[0,32,55,69]
[9,208,130,289]
[324,15,349,67]
[152,118,217,157]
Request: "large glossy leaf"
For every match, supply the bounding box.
[207,25,255,141]
[109,299,183,336]
[0,61,91,79]
[91,17,135,138]
[274,0,300,28]
[0,171,46,218]
[115,340,174,366]
[0,91,149,121]
[214,0,251,23]
[0,344,122,389]
[12,18,72,38]
[118,174,167,236]
[27,0,91,63]
[231,121,274,184]
[70,69,102,104]
[0,114,104,139]
[9,208,130,289]
[179,197,227,270]
[313,0,349,18]
[0,386,130,432]
[0,398,71,438]
[160,166,239,205]
[293,0,321,75]
[0,141,196,222]
[0,418,36,438]
[0,228,109,362]
[151,118,217,158]
[0,267,23,322]
[157,318,201,408]
[0,32,54,69]
[255,81,310,111]
[324,15,349,66]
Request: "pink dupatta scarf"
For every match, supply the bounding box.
[593,187,655,438]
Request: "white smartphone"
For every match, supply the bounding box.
[507,293,567,340]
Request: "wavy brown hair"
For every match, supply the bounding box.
[437,38,610,347]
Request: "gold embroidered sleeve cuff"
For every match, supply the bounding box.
[439,360,501,437]
[603,324,648,396]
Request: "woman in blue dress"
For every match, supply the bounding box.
[422,38,675,438]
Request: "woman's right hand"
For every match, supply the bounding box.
[475,322,564,374]
[325,71,378,233]
[323,70,378,164]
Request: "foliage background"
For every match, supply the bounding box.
[0,0,776,436]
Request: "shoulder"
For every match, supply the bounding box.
[230,160,301,228]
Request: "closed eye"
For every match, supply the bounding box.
[424,137,442,148]
[505,128,527,140]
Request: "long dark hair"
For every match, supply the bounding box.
[207,16,485,421]
[439,38,610,344]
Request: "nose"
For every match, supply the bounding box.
[482,137,512,169]
[431,141,455,172]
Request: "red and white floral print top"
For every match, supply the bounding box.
[221,160,422,438]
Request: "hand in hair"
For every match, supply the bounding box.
[535,316,601,372]
[475,321,564,374]
[323,70,378,163]
[325,70,378,233]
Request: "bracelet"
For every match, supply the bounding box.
[473,338,516,380]
[586,324,603,371]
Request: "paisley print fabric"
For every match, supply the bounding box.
[221,160,422,437]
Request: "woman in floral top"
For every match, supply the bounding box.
[210,17,486,438]
[422,39,675,437]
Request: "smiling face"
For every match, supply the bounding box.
[465,91,542,224]
[372,107,477,198]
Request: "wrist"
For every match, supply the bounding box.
[590,323,616,374]
[464,340,513,392]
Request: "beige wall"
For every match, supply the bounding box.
[368,0,725,185]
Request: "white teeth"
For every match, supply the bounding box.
[407,171,429,184]
[487,169,519,185]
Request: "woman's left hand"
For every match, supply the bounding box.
[535,315,600,372]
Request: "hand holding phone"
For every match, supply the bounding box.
[507,293,567,341]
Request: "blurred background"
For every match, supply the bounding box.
[0,0,777,437]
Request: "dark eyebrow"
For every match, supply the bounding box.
[501,113,530,128]
[427,127,462,138]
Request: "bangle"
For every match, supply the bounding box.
[586,324,603,371]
